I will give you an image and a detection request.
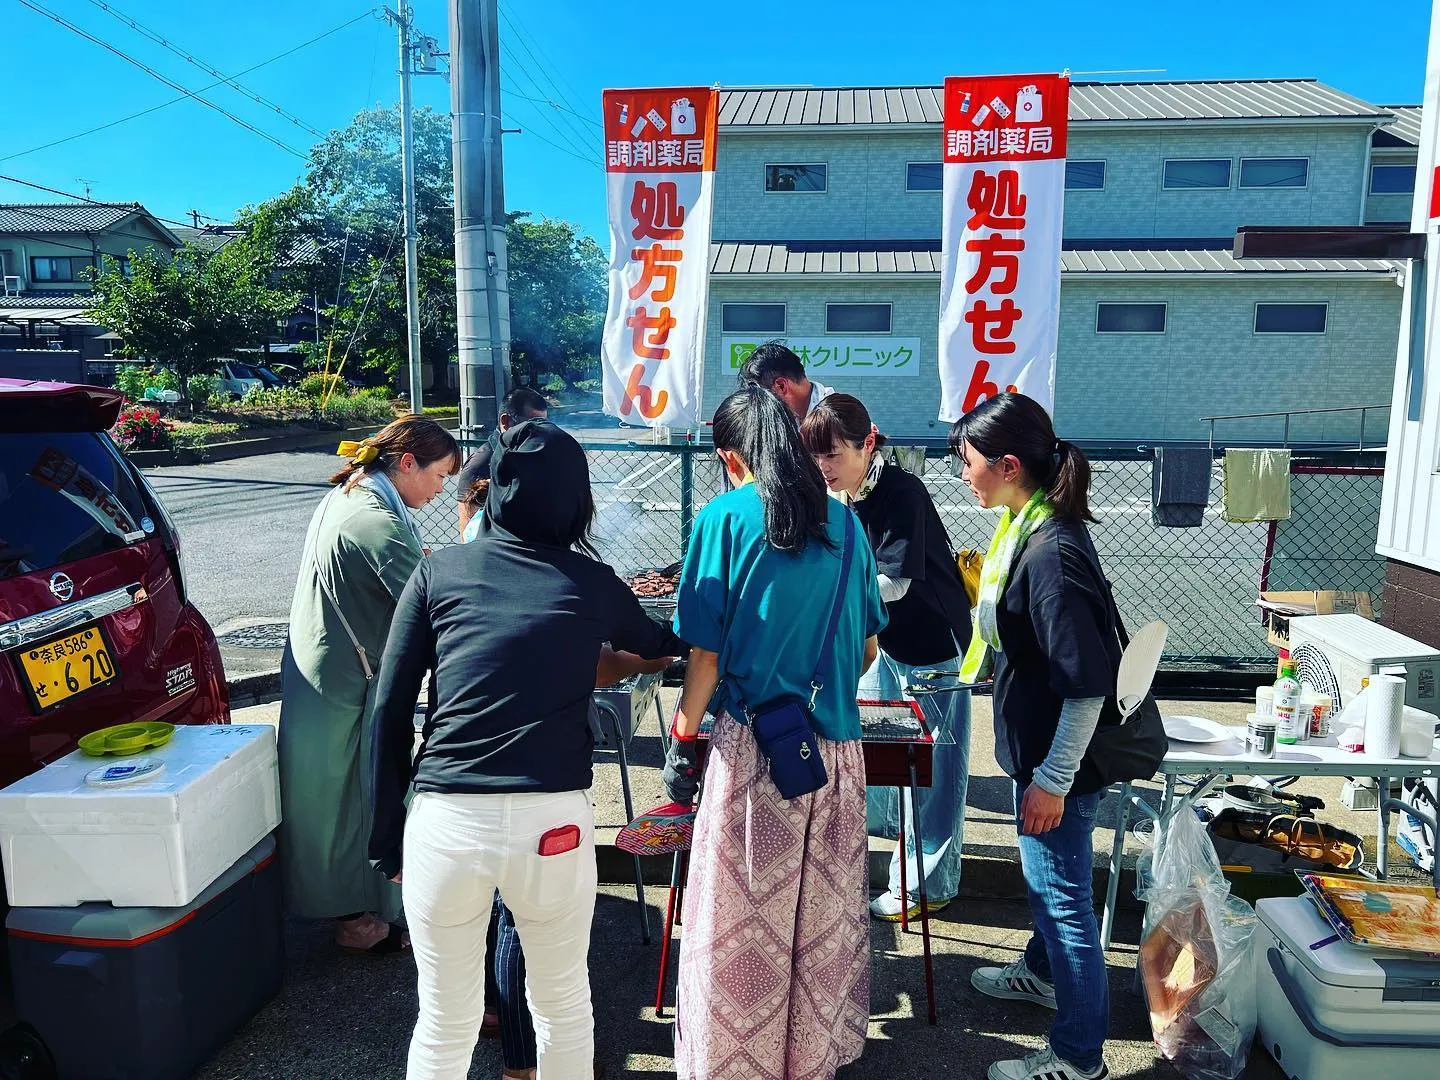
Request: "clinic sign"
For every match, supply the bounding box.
[600,86,718,429]
[725,338,922,378]
[938,73,1068,420]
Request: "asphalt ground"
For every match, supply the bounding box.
[164,695,1434,1079]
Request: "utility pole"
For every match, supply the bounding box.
[392,1,425,414]
[450,0,511,443]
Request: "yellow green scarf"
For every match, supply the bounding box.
[959,489,1054,683]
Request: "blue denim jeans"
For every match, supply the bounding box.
[1015,783,1109,1071]
[861,651,971,903]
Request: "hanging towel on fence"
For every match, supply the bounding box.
[1151,448,1212,528]
[1223,448,1292,522]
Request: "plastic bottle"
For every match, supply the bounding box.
[1274,654,1303,744]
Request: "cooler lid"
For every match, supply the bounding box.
[1257,895,1440,991]
[5,834,274,943]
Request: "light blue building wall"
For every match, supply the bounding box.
[705,274,1401,444]
[710,124,1376,243]
[704,86,1408,445]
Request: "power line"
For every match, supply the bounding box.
[83,0,330,138]
[15,0,307,159]
[0,174,212,236]
[496,2,596,130]
[0,9,377,165]
[498,44,600,156]
[501,85,602,130]
[499,64,602,163]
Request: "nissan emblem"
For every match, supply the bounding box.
[49,573,74,602]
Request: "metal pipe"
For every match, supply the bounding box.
[397,0,424,413]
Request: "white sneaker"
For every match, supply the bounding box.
[988,1045,1107,1080]
[970,958,1058,1009]
[868,890,951,922]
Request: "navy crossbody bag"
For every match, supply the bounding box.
[735,509,856,800]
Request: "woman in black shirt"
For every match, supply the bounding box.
[950,393,1115,1080]
[801,394,973,921]
[369,420,681,1080]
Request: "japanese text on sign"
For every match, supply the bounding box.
[724,338,922,377]
[601,87,718,429]
[938,73,1068,421]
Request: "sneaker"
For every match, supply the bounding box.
[988,1045,1107,1080]
[868,890,951,922]
[970,958,1057,1010]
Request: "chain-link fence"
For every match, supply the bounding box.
[413,441,1387,667]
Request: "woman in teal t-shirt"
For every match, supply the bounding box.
[664,386,886,1080]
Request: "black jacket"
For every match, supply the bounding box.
[368,421,682,878]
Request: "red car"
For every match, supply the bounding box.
[0,380,228,795]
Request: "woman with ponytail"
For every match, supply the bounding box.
[664,386,885,1080]
[278,415,458,953]
[949,394,1115,1080]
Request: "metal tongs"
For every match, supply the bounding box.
[906,667,992,697]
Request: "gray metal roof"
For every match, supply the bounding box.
[0,202,143,234]
[1374,106,1422,147]
[718,79,1392,128]
[709,242,1395,276]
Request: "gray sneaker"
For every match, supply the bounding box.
[971,958,1058,1009]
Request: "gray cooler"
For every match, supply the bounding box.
[5,835,282,1080]
[1253,895,1440,1080]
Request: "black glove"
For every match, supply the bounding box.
[662,732,700,807]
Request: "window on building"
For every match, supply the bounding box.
[825,303,891,333]
[764,164,827,193]
[721,303,786,334]
[1370,163,1418,194]
[906,162,942,192]
[1162,159,1232,190]
[1065,161,1106,190]
[30,256,95,283]
[1240,157,1309,188]
[1096,302,1167,334]
[1254,302,1327,334]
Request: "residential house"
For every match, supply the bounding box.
[0,202,180,365]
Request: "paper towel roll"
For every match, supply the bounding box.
[1365,674,1405,759]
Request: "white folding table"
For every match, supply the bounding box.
[1100,729,1440,948]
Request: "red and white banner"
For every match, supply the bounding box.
[600,87,718,429]
[938,73,1068,421]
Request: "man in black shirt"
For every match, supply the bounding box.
[456,386,549,536]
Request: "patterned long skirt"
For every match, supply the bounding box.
[674,711,869,1080]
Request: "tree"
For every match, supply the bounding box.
[244,106,607,393]
[505,213,606,389]
[88,239,297,401]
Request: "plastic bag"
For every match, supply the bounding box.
[1135,807,1258,1080]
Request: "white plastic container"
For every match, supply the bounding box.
[0,725,279,908]
[1254,896,1440,1080]
[1399,707,1438,758]
[1255,685,1275,717]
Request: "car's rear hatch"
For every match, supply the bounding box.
[0,381,206,782]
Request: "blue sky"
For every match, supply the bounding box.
[0,0,1432,243]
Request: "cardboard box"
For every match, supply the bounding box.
[1256,590,1374,649]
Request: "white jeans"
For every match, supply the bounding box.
[403,790,597,1080]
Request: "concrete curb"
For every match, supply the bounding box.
[227,669,283,710]
[130,420,462,467]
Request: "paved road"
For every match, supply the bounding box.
[140,413,663,678]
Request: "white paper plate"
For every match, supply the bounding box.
[1162,715,1235,744]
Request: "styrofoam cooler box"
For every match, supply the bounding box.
[1253,896,1440,1080]
[0,724,280,907]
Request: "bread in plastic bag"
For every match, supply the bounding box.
[1135,807,1258,1080]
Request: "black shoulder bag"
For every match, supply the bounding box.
[1071,545,1169,795]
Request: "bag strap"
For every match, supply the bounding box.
[807,508,856,708]
[313,489,374,681]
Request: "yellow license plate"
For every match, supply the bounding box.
[19,627,119,710]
